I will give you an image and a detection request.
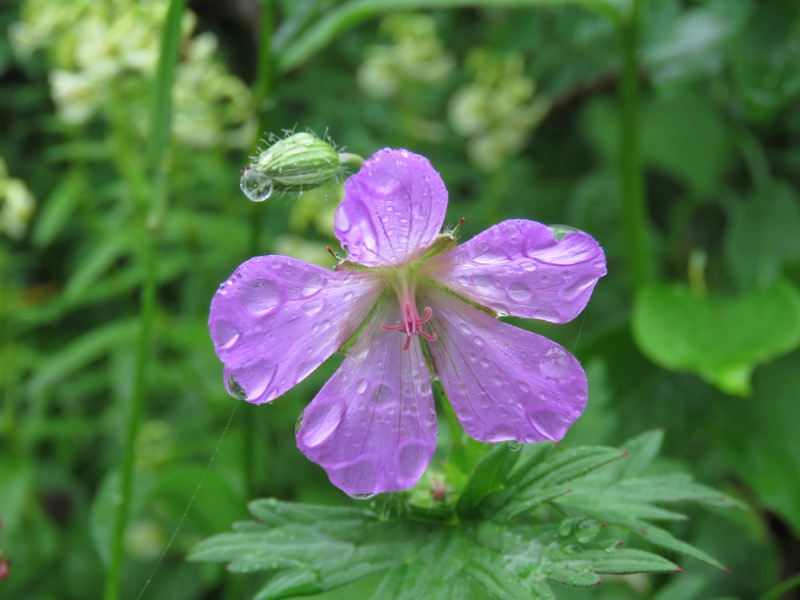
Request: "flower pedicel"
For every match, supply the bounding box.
[209,149,606,495]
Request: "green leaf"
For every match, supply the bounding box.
[30,171,85,248]
[190,500,422,598]
[89,471,153,566]
[27,319,139,396]
[731,0,800,120]
[632,280,800,395]
[480,445,624,522]
[64,232,136,299]
[370,531,470,600]
[553,432,743,570]
[723,350,800,536]
[456,442,521,517]
[643,1,750,88]
[581,91,732,195]
[724,181,800,290]
[278,0,622,72]
[191,434,735,597]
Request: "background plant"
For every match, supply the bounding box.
[1,0,799,599]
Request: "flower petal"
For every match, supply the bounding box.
[297,301,437,495]
[209,256,383,404]
[422,287,587,443]
[334,148,447,267]
[426,220,606,323]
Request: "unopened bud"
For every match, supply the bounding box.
[240,132,341,202]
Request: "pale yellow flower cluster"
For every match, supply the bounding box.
[0,157,35,240]
[449,50,550,172]
[357,14,455,98]
[11,0,255,148]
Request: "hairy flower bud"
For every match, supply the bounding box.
[241,132,341,202]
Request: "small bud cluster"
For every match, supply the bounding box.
[449,50,550,172]
[10,0,255,148]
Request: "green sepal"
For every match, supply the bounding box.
[419,233,458,261]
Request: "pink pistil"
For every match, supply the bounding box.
[381,301,438,350]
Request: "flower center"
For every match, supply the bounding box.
[381,300,437,351]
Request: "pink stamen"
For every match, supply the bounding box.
[381,301,438,350]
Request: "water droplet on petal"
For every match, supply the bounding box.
[240,279,283,316]
[300,273,327,298]
[303,297,326,317]
[211,319,240,350]
[472,245,507,264]
[356,379,368,394]
[541,347,571,379]
[484,425,516,443]
[299,400,345,448]
[508,440,522,452]
[371,383,393,405]
[350,493,376,500]
[240,362,276,402]
[507,281,532,301]
[396,442,429,483]
[240,169,273,202]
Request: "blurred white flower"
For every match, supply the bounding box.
[11,0,255,148]
[0,159,36,239]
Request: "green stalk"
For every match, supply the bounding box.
[103,1,184,598]
[243,0,276,498]
[618,0,654,288]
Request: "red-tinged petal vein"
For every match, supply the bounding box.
[334,149,447,268]
[421,286,587,444]
[426,220,606,323]
[297,301,437,495]
[209,256,383,404]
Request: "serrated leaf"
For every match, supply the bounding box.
[192,434,735,597]
[574,548,679,575]
[467,554,555,600]
[553,440,741,569]
[514,446,624,490]
[456,442,521,516]
[632,280,800,395]
[482,446,624,522]
[371,531,469,600]
[189,500,423,599]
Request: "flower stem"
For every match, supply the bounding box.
[243,0,276,498]
[618,0,654,288]
[103,1,184,598]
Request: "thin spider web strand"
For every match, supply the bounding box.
[135,402,239,600]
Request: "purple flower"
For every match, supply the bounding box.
[209,149,606,496]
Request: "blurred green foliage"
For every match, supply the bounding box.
[1,0,799,598]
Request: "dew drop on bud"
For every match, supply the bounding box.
[240,168,274,202]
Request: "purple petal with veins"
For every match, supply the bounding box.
[422,286,587,443]
[334,148,447,267]
[209,256,382,404]
[297,300,437,495]
[426,219,606,323]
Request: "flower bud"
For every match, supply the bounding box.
[241,132,341,202]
